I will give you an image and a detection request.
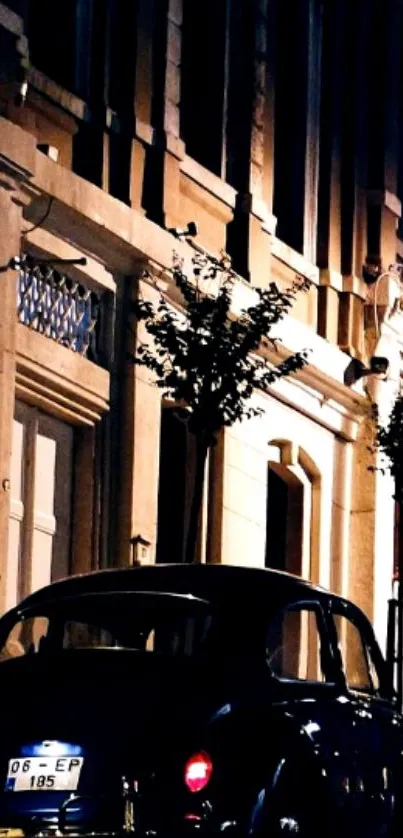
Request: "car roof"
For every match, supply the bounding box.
[16,564,337,614]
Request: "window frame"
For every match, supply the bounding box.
[180,0,231,179]
[327,598,391,700]
[265,599,336,686]
[0,591,213,662]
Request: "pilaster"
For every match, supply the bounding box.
[0,119,35,610]
[156,0,185,230]
[116,272,162,567]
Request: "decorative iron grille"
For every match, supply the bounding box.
[17,261,103,361]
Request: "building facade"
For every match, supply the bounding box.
[0,0,402,649]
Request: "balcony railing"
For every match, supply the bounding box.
[17,261,106,364]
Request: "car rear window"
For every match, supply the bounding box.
[0,592,213,661]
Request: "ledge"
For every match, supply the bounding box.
[271,237,320,284]
[24,226,116,294]
[367,189,402,219]
[180,155,237,209]
[319,268,344,292]
[261,340,368,442]
[250,196,277,235]
[342,274,368,299]
[16,324,110,425]
[0,2,23,37]
[27,66,88,121]
[135,117,154,146]
[0,117,36,183]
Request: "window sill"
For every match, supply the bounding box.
[180,154,237,209]
[271,237,319,285]
[28,66,88,121]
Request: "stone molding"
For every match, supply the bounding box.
[15,324,110,426]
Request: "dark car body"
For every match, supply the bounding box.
[0,564,400,838]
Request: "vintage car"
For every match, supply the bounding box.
[0,563,400,838]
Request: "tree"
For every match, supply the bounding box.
[375,394,403,702]
[377,396,403,502]
[131,250,310,564]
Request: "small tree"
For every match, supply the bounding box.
[376,394,403,702]
[377,396,403,502]
[132,251,310,563]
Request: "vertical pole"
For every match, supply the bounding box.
[397,497,403,708]
[386,597,396,694]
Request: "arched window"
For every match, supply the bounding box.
[265,441,320,583]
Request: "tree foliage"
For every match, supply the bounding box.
[130,250,310,563]
[377,395,403,501]
[132,251,310,445]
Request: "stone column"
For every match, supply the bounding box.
[0,116,35,610]
[316,0,344,342]
[116,271,162,567]
[130,0,156,211]
[0,193,23,610]
[160,0,185,229]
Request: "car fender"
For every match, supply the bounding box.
[246,715,332,835]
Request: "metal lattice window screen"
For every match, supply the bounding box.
[17,262,102,360]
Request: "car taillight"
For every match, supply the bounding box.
[184,752,213,793]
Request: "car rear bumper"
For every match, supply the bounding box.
[0,828,240,838]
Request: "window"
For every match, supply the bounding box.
[156,408,192,564]
[63,621,115,650]
[273,0,322,257]
[0,616,49,660]
[333,612,380,694]
[265,465,304,574]
[266,605,327,682]
[181,0,229,175]
[28,0,93,98]
[156,407,203,564]
[0,594,212,661]
[265,444,320,584]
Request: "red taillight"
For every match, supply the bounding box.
[184,752,213,793]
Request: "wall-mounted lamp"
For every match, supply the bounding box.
[130,534,151,566]
[168,221,198,239]
[344,355,389,386]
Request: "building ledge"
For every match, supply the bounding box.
[180,154,237,209]
[271,236,320,284]
[24,225,115,294]
[27,66,88,121]
[16,324,110,425]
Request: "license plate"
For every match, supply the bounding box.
[5,757,84,792]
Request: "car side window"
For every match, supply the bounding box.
[0,616,49,660]
[333,612,380,694]
[266,605,328,682]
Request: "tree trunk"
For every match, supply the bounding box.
[185,435,209,564]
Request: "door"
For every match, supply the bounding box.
[7,402,74,609]
[329,602,403,838]
[265,601,364,835]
